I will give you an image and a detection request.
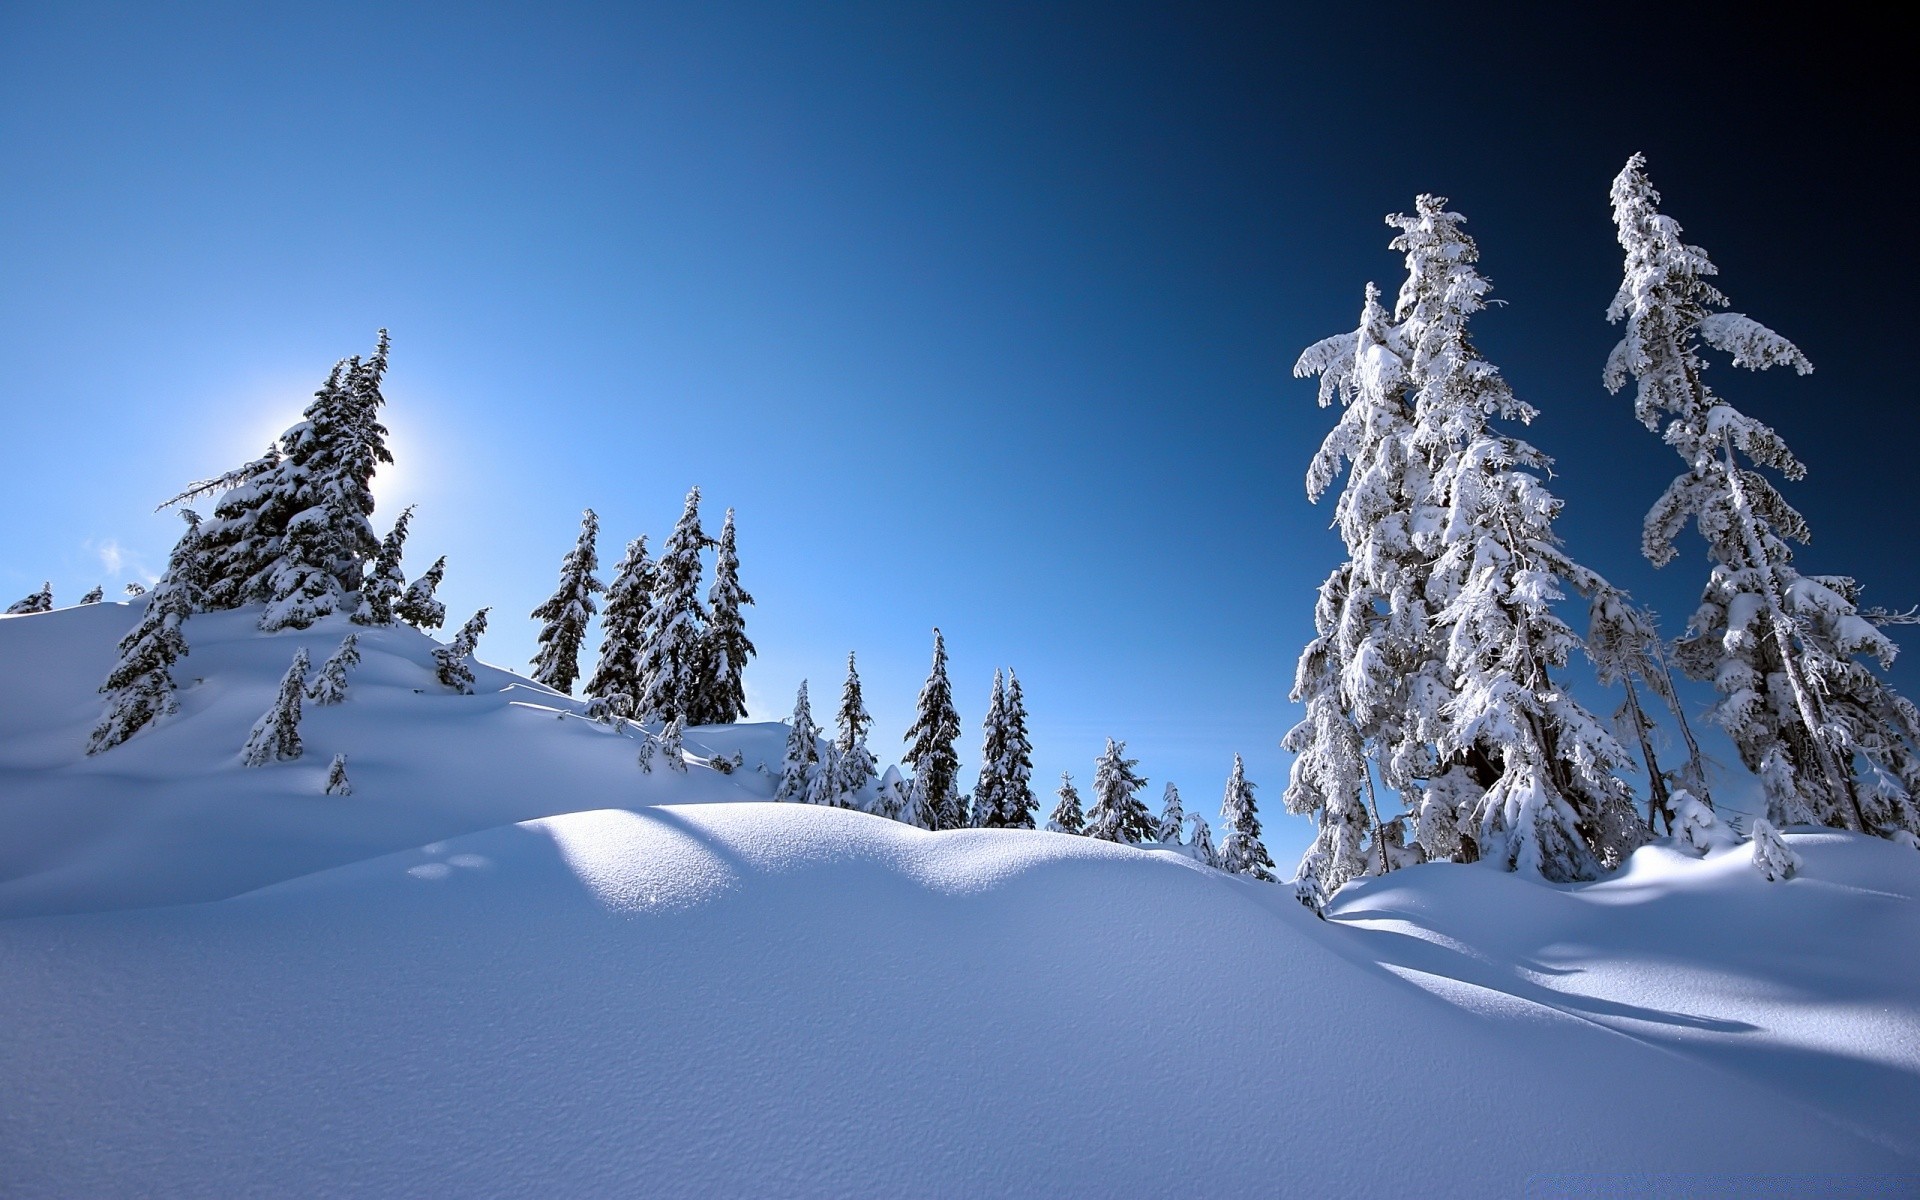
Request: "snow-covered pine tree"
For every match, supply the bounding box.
[396,555,447,631]
[6,582,52,614]
[259,538,337,632]
[242,649,310,766]
[1608,154,1920,840]
[324,753,352,796]
[326,330,395,587]
[903,628,965,829]
[1750,817,1800,881]
[80,586,104,605]
[694,508,754,726]
[434,608,490,694]
[124,583,147,596]
[187,444,285,609]
[1085,739,1154,844]
[1048,771,1085,835]
[1587,587,1712,832]
[998,670,1037,828]
[636,487,707,725]
[971,669,1009,827]
[898,755,940,829]
[776,681,820,802]
[584,535,653,705]
[529,509,604,696]
[352,505,413,626]
[1185,812,1219,867]
[873,764,908,820]
[86,511,203,754]
[660,715,687,773]
[834,652,878,807]
[1219,753,1276,881]
[307,633,361,706]
[804,743,842,806]
[1156,782,1185,844]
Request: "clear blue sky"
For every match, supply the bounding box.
[3,3,1913,861]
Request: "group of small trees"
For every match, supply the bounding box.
[1044,748,1273,880]
[1285,155,1920,893]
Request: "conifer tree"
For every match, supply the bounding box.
[660,715,687,773]
[1219,754,1276,881]
[585,535,653,704]
[1587,587,1711,832]
[998,671,1037,828]
[124,583,147,596]
[873,764,909,820]
[636,487,707,724]
[6,582,52,614]
[1750,817,1801,882]
[1185,812,1219,867]
[86,512,202,754]
[434,608,490,694]
[1047,771,1085,835]
[903,628,964,829]
[259,539,338,632]
[396,555,447,630]
[834,652,878,807]
[805,743,842,806]
[529,509,604,695]
[1085,739,1154,843]
[1608,154,1920,840]
[80,586,104,605]
[1156,783,1186,844]
[308,633,361,706]
[242,649,310,766]
[352,505,413,626]
[972,669,1009,827]
[776,681,820,802]
[324,753,353,796]
[186,444,283,609]
[899,755,941,829]
[695,508,754,725]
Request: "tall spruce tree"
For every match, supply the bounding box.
[636,487,708,724]
[1219,754,1276,881]
[777,681,821,803]
[1048,772,1086,835]
[530,509,604,695]
[86,511,203,754]
[1608,154,1920,839]
[1085,739,1154,844]
[242,649,310,766]
[903,628,964,829]
[834,652,878,807]
[972,669,1009,827]
[352,505,413,626]
[585,535,653,705]
[396,555,447,630]
[695,508,754,725]
[998,671,1037,828]
[1157,783,1186,844]
[434,608,490,694]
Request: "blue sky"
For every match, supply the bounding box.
[3,3,1913,861]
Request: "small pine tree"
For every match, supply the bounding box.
[6,582,52,614]
[1750,818,1801,882]
[352,505,414,626]
[396,556,448,630]
[585,535,653,701]
[873,764,908,820]
[324,753,352,796]
[87,512,202,754]
[307,633,361,706]
[434,608,490,694]
[776,681,820,802]
[636,487,708,724]
[242,649,310,765]
[529,509,605,695]
[124,582,147,596]
[805,743,842,806]
[80,585,104,605]
[903,628,965,829]
[1085,739,1154,844]
[1670,789,1731,856]
[998,671,1037,828]
[972,669,1009,827]
[1219,754,1276,881]
[1156,782,1186,844]
[1185,812,1219,867]
[1047,772,1085,835]
[834,652,878,807]
[695,508,754,725]
[660,715,687,773]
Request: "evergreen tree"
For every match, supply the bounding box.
[804,743,842,806]
[873,764,909,820]
[585,535,653,704]
[1047,771,1085,835]
[1587,587,1712,832]
[1608,154,1920,840]
[1185,812,1219,867]
[242,649,310,766]
[86,512,202,754]
[6,582,52,614]
[396,555,447,630]
[776,681,820,802]
[189,444,284,609]
[124,583,147,597]
[899,754,940,829]
[307,633,361,706]
[903,628,965,829]
[434,608,490,694]
[1749,817,1801,882]
[1219,754,1276,881]
[972,669,1009,827]
[659,715,687,773]
[695,508,754,725]
[259,539,337,632]
[529,509,604,695]
[834,652,878,807]
[352,505,413,626]
[1085,739,1154,843]
[324,753,352,796]
[80,586,104,605]
[998,671,1037,828]
[636,487,707,724]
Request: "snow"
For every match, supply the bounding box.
[4,603,1919,1195]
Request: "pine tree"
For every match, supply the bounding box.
[396,555,447,630]
[695,508,754,725]
[998,671,1037,828]
[1185,812,1219,867]
[660,714,687,773]
[903,628,965,829]
[1085,739,1154,843]
[804,743,842,806]
[307,633,361,706]
[434,608,490,694]
[1047,772,1085,835]
[79,586,104,605]
[352,505,413,626]
[259,539,338,632]
[242,649,310,765]
[86,512,202,754]
[972,669,1009,827]
[6,582,52,614]
[187,444,284,609]
[1608,154,1920,840]
[873,764,908,820]
[899,755,940,829]
[834,652,878,807]
[324,753,353,796]
[1156,783,1185,844]
[585,535,653,705]
[776,681,820,802]
[1219,754,1276,881]
[529,509,604,695]
[1750,817,1801,882]
[124,583,147,597]
[636,487,708,724]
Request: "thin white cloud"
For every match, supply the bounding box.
[96,539,125,574]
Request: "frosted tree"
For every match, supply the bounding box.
[776,681,820,802]
[86,512,203,754]
[903,628,965,829]
[585,535,652,705]
[1749,818,1800,882]
[324,753,353,796]
[352,505,413,626]
[80,586,104,605]
[998,671,1037,828]
[124,583,147,596]
[7,582,52,614]
[1608,154,1920,839]
[804,743,842,806]
[695,508,754,725]
[1156,782,1186,844]
[834,652,878,807]
[186,443,285,609]
[1587,587,1711,832]
[307,633,361,706]
[659,715,687,773]
[1085,739,1154,844]
[636,487,707,724]
[396,555,448,630]
[434,608,490,694]
[529,509,604,695]
[1185,812,1219,867]
[1048,772,1085,835]
[898,755,941,830]
[259,540,338,632]
[873,764,909,820]
[242,649,310,766]
[1219,754,1276,881]
[971,669,1009,827]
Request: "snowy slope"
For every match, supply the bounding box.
[3,603,1918,1196]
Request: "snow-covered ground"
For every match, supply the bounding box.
[3,603,1917,1196]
